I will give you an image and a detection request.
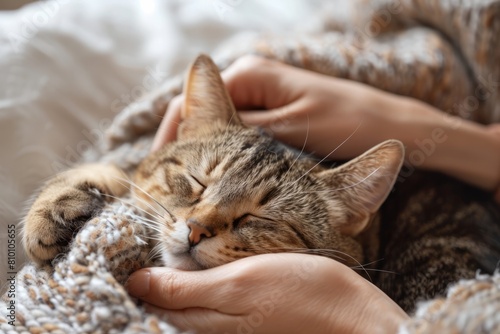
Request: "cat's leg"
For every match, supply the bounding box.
[22,164,129,264]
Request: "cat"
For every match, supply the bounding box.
[375,170,500,311]
[23,54,403,270]
[22,54,500,312]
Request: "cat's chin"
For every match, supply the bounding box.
[161,252,203,271]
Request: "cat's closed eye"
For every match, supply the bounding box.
[233,214,277,230]
[131,54,405,273]
[190,175,206,189]
[187,174,206,198]
[232,213,252,229]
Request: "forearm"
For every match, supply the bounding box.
[390,97,500,191]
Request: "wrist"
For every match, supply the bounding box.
[351,283,408,334]
[321,261,408,334]
[390,97,500,191]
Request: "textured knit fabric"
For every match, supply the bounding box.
[1,202,177,333]
[2,1,500,333]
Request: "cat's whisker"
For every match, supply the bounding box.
[301,249,372,281]
[141,234,165,242]
[335,167,382,191]
[130,217,164,236]
[243,246,346,263]
[243,246,372,281]
[132,216,163,233]
[291,118,364,186]
[139,234,165,244]
[299,167,382,194]
[157,244,170,264]
[100,193,163,222]
[289,248,356,262]
[126,190,166,221]
[149,242,162,253]
[129,213,163,229]
[129,213,164,230]
[124,201,164,223]
[110,176,176,222]
[283,114,310,180]
[133,223,164,238]
[350,268,398,275]
[105,176,166,219]
[146,243,164,264]
[137,234,164,242]
[357,258,386,267]
[151,241,166,254]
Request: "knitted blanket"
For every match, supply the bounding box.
[2,0,500,333]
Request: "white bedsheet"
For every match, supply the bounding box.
[0,0,326,286]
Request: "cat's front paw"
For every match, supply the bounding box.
[23,181,106,264]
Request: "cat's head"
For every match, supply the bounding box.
[134,55,404,270]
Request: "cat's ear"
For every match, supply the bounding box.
[318,140,404,237]
[179,54,242,139]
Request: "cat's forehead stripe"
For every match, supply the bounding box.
[143,154,184,178]
[203,153,219,176]
[220,153,241,174]
[162,157,182,166]
[258,188,279,207]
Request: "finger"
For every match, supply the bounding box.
[151,95,183,152]
[126,267,234,310]
[144,303,240,334]
[237,98,312,149]
[221,56,298,111]
[237,98,305,127]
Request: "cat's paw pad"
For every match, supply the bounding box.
[23,182,106,264]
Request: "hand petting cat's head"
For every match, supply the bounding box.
[134,55,404,270]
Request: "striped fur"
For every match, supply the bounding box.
[23,55,500,313]
[133,125,403,270]
[132,55,404,270]
[23,55,404,274]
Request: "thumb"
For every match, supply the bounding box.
[126,267,233,310]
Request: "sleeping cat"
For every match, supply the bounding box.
[22,55,500,312]
[23,54,402,270]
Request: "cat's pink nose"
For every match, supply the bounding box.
[187,219,213,247]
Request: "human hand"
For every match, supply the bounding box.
[152,55,500,196]
[151,55,404,160]
[127,253,408,334]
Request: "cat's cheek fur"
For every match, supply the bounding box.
[193,237,238,268]
[158,221,193,269]
[161,252,202,271]
[159,220,221,270]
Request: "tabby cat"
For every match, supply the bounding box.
[22,55,500,312]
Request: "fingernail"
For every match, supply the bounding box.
[126,270,151,297]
